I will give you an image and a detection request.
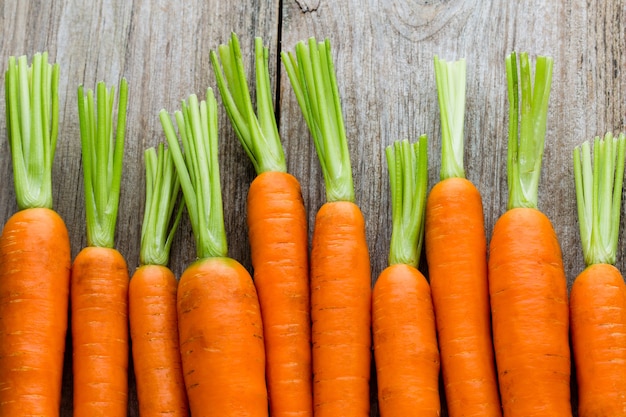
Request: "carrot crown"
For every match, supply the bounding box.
[4,53,59,210]
[506,52,553,210]
[77,79,128,249]
[159,89,228,260]
[139,143,184,266]
[574,132,626,266]
[434,56,466,180]
[281,37,355,203]
[211,33,287,174]
[386,136,428,267]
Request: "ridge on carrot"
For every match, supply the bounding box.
[570,132,626,417]
[488,52,572,417]
[159,88,268,416]
[0,52,71,417]
[282,37,371,417]
[373,137,441,416]
[211,33,312,417]
[72,78,130,417]
[425,56,502,417]
[129,143,188,416]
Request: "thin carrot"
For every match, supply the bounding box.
[159,89,268,416]
[570,132,626,416]
[129,144,187,416]
[425,56,501,417]
[373,137,441,416]
[72,79,130,416]
[282,37,371,417]
[211,33,311,417]
[0,53,70,416]
[488,52,572,416]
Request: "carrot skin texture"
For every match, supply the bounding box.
[71,246,129,417]
[425,178,502,417]
[310,201,371,417]
[488,207,572,417]
[247,171,312,417]
[177,257,268,417]
[129,264,188,417]
[372,263,440,416]
[570,263,626,416]
[0,207,70,416]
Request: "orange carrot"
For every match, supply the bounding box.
[373,138,441,416]
[425,57,501,416]
[570,133,626,416]
[0,53,70,416]
[211,34,311,417]
[488,52,572,417]
[72,79,130,416]
[160,89,268,416]
[282,37,371,417]
[129,144,188,416]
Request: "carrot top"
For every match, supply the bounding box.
[386,136,428,267]
[139,143,183,266]
[211,33,286,174]
[281,37,354,203]
[434,56,466,180]
[77,78,128,248]
[574,132,626,266]
[4,53,59,210]
[159,89,227,260]
[506,52,553,210]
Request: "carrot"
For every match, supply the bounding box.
[282,37,371,417]
[373,137,441,416]
[488,52,572,417]
[570,132,626,416]
[159,89,268,416]
[211,33,311,417]
[425,56,501,416]
[72,79,130,416]
[129,144,188,416]
[0,53,70,416]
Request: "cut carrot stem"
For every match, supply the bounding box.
[72,78,130,417]
[570,132,626,416]
[211,33,312,417]
[0,53,70,416]
[426,56,502,417]
[160,88,268,416]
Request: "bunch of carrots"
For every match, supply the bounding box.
[1,35,625,417]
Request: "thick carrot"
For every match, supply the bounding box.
[488,52,572,417]
[129,144,188,416]
[160,89,268,416]
[282,37,371,417]
[211,34,312,417]
[373,138,441,416]
[570,133,626,416]
[425,57,501,417]
[72,79,130,416]
[0,53,70,416]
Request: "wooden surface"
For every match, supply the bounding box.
[1,0,625,415]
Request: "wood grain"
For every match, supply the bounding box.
[1,0,624,415]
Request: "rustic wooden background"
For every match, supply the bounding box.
[1,0,624,415]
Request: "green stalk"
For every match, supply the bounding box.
[77,78,128,248]
[281,37,354,203]
[386,136,428,266]
[574,132,626,266]
[506,52,553,210]
[211,33,286,174]
[434,56,466,180]
[139,143,184,266]
[5,52,59,210]
[159,89,227,260]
